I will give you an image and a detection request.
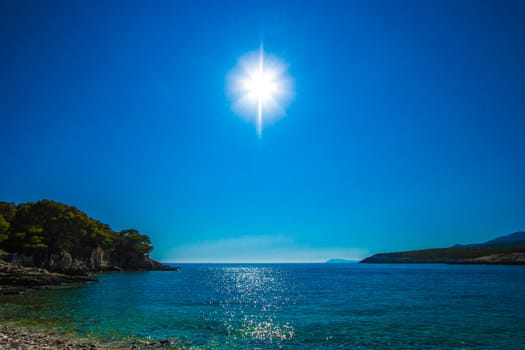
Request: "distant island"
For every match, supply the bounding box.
[0,199,176,294]
[361,232,525,265]
[326,258,357,263]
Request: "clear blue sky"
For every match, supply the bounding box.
[1,0,524,262]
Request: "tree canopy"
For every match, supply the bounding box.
[0,200,153,259]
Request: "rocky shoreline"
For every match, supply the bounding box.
[0,323,184,349]
[0,259,184,348]
[0,259,98,295]
[0,261,179,295]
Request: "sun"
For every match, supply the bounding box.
[228,45,293,136]
[248,70,276,102]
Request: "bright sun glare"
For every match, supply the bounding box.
[228,45,293,136]
[248,71,275,101]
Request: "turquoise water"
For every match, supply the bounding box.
[1,263,525,349]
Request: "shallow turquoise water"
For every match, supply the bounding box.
[1,263,525,349]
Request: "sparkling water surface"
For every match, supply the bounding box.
[1,263,525,349]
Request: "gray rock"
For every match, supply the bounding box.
[0,259,98,295]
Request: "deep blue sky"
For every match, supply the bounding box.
[1,0,524,262]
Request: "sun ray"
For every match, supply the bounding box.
[257,45,264,136]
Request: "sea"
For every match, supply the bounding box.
[1,263,525,349]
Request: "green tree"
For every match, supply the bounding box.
[0,215,9,243]
[0,199,155,264]
[0,202,16,243]
[117,229,153,255]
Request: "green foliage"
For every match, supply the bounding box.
[0,199,154,259]
[0,202,16,221]
[117,229,153,255]
[0,202,16,243]
[0,216,9,243]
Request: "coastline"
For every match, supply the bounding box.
[0,256,179,295]
[0,322,182,349]
[360,232,525,265]
[1,260,183,348]
[0,259,99,295]
[360,251,525,265]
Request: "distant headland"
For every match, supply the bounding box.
[361,232,525,265]
[0,199,176,294]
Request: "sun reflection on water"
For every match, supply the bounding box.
[211,266,296,344]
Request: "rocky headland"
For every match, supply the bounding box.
[0,199,178,295]
[361,231,525,265]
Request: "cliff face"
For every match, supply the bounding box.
[0,249,176,294]
[7,246,171,275]
[46,248,115,274]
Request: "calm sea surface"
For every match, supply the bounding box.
[1,263,525,349]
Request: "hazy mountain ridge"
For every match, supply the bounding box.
[361,232,525,265]
[452,231,525,248]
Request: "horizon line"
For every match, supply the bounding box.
[160,260,361,264]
